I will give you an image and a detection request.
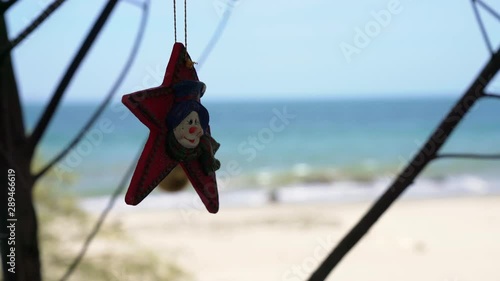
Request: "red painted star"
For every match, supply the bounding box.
[122,43,219,213]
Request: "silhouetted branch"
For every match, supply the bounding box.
[477,0,500,21]
[29,0,119,151]
[122,0,145,8]
[0,0,67,63]
[59,138,146,281]
[34,1,149,180]
[471,0,493,54]
[0,16,26,154]
[308,48,500,281]
[483,93,500,100]
[436,153,500,160]
[0,146,17,178]
[196,2,234,69]
[0,0,19,13]
[1,13,40,281]
[0,87,10,151]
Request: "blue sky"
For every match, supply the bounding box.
[5,0,500,102]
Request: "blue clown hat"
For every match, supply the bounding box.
[172,80,206,102]
[167,80,209,132]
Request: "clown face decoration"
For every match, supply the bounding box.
[165,80,220,177]
[173,111,203,148]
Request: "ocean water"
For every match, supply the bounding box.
[24,97,500,199]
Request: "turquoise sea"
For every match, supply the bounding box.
[25,97,500,203]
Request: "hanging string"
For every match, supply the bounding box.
[184,0,188,48]
[172,0,188,46]
[173,0,177,42]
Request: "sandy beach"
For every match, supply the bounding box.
[81,195,500,281]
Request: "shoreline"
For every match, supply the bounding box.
[73,169,500,198]
[80,174,500,214]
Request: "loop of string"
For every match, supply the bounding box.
[172,0,188,48]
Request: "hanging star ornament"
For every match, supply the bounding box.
[122,43,220,213]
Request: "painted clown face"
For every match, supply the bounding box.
[173,111,204,148]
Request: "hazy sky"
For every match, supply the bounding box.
[5,0,500,102]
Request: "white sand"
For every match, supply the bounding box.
[103,196,500,281]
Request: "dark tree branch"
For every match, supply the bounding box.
[196,1,235,69]
[477,0,500,22]
[59,138,146,281]
[471,0,494,55]
[0,17,26,153]
[29,0,119,152]
[308,48,500,281]
[121,0,145,8]
[483,93,500,100]
[34,0,149,180]
[0,0,67,64]
[1,13,40,281]
[436,153,500,160]
[0,0,19,13]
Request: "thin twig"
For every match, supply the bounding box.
[34,1,149,180]
[121,0,144,8]
[29,0,119,150]
[0,0,67,63]
[58,139,146,281]
[196,2,234,69]
[477,0,500,22]
[483,93,500,100]
[471,0,494,55]
[436,153,500,160]
[57,3,151,281]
